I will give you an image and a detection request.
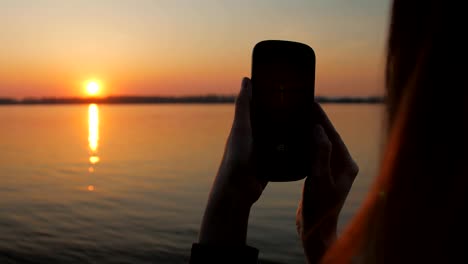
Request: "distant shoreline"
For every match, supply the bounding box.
[0,95,384,105]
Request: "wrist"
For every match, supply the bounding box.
[206,190,253,217]
[211,161,259,209]
[301,217,338,264]
[199,192,252,246]
[303,231,337,264]
[209,184,255,211]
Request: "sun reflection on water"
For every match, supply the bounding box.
[88,104,99,153]
[87,104,100,191]
[89,156,100,164]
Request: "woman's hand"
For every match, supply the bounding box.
[296,104,359,263]
[198,77,267,246]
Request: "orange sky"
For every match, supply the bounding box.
[0,0,390,98]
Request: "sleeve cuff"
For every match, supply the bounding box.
[189,243,259,264]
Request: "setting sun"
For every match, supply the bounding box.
[86,81,101,96]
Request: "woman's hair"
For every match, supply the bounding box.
[322,0,468,263]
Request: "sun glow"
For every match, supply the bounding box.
[86,81,101,96]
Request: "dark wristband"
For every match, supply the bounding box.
[189,243,259,264]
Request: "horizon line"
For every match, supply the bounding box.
[0,95,384,105]
[0,94,385,100]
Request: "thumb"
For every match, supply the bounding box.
[232,77,252,133]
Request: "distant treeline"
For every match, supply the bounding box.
[0,95,384,105]
[316,96,384,103]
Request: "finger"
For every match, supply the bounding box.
[232,77,252,133]
[314,103,358,181]
[313,103,350,157]
[309,124,333,187]
[302,125,333,217]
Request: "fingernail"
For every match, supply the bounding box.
[241,77,248,90]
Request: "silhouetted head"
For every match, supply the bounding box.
[323,0,468,263]
[385,0,467,126]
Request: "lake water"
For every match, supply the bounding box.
[0,104,384,264]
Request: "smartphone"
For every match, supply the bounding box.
[251,40,316,182]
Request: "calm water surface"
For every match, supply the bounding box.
[0,104,383,263]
